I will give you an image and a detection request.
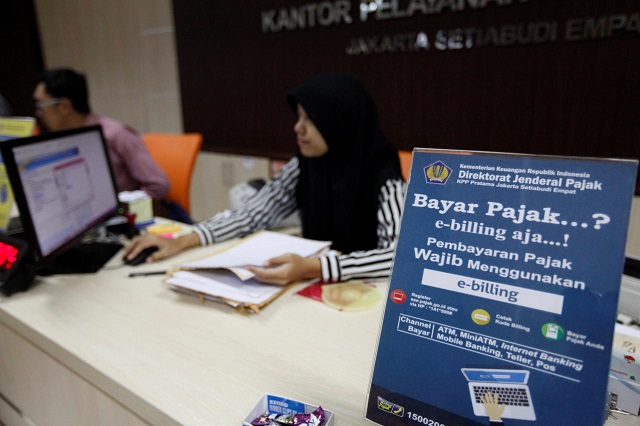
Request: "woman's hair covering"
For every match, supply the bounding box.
[287,73,401,253]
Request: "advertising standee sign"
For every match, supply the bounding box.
[366,149,638,425]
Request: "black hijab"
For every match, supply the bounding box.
[287,74,401,253]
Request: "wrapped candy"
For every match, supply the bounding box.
[251,413,276,425]
[251,406,325,426]
[294,406,325,426]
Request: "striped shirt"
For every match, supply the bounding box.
[193,156,406,283]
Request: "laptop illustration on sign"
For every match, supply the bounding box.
[461,368,536,421]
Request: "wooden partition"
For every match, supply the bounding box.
[174,1,639,192]
[0,0,44,117]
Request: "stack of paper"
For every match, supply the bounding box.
[166,231,331,313]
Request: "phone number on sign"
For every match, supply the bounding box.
[407,411,446,426]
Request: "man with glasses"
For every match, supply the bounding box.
[33,68,170,200]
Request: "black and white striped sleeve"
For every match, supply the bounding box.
[319,178,406,283]
[192,157,300,245]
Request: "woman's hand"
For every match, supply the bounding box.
[123,233,200,263]
[246,253,321,286]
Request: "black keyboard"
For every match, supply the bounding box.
[37,241,123,275]
[473,385,530,407]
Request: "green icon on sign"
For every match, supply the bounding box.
[541,323,564,340]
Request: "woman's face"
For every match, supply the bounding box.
[293,104,328,158]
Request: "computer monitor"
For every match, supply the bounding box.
[0,125,122,273]
[619,255,640,320]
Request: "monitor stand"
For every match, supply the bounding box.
[36,241,124,276]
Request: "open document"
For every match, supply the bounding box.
[166,231,331,313]
[180,230,331,279]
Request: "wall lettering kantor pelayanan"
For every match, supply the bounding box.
[174,0,640,193]
[261,1,639,54]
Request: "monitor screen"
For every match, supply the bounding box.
[0,126,120,264]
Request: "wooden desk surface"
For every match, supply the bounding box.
[0,243,637,425]
[0,244,385,425]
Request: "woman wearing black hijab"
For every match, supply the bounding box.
[125,74,406,285]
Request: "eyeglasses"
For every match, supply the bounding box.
[34,98,63,110]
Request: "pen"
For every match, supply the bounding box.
[126,270,167,278]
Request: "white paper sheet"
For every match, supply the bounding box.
[181,231,331,280]
[168,231,332,307]
[167,270,283,305]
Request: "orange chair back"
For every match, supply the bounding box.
[399,150,412,181]
[142,133,202,214]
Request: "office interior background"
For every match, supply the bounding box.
[1,0,639,257]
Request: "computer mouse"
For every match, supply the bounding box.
[124,246,159,266]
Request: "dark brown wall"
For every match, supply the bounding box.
[0,0,44,117]
[173,1,639,190]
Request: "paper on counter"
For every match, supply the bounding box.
[181,231,331,280]
[167,270,284,306]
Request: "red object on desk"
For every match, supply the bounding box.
[124,212,137,227]
[296,282,324,302]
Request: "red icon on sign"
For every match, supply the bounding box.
[390,289,406,304]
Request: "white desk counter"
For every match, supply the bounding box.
[0,243,386,425]
[0,243,637,425]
